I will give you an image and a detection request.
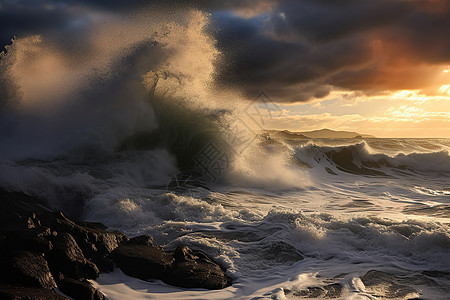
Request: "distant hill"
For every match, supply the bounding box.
[298,128,376,138]
[265,129,375,139]
[265,130,308,139]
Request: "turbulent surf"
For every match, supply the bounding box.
[0,8,449,300]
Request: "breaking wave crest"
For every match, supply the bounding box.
[0,9,228,168]
[293,141,450,176]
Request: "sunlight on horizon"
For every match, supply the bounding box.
[265,86,450,138]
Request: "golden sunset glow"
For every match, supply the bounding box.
[264,84,450,138]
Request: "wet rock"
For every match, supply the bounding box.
[14,227,54,253]
[0,189,116,298]
[0,188,232,294]
[58,277,104,300]
[76,221,108,230]
[164,245,230,290]
[261,241,303,263]
[294,286,326,298]
[92,255,116,273]
[293,283,342,298]
[47,232,99,280]
[0,284,69,300]
[51,213,127,271]
[173,245,204,261]
[361,270,418,299]
[0,229,53,261]
[323,283,342,298]
[1,251,57,289]
[110,243,174,280]
[127,234,155,246]
[110,242,231,290]
[0,189,54,231]
[0,233,7,257]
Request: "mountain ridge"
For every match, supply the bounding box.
[266,128,376,139]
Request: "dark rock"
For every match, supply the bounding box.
[0,188,232,293]
[47,233,99,280]
[76,221,108,230]
[0,189,54,232]
[13,227,54,254]
[110,243,174,280]
[51,212,128,271]
[361,270,417,299]
[174,245,207,262]
[58,277,104,300]
[2,252,56,289]
[127,234,155,246]
[0,251,57,289]
[260,241,303,263]
[323,283,342,298]
[0,233,7,257]
[110,243,231,290]
[294,286,326,298]
[293,284,342,298]
[164,245,230,290]
[0,284,69,300]
[53,212,127,254]
[0,189,118,298]
[91,256,115,273]
[0,228,53,260]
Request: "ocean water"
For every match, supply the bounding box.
[0,11,449,299]
[1,137,449,299]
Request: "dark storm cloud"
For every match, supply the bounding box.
[0,0,187,49]
[0,1,70,48]
[394,9,450,63]
[271,0,410,43]
[1,0,449,102]
[210,0,450,101]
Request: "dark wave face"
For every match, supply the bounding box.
[288,139,450,177]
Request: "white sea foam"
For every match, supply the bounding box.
[89,195,450,299]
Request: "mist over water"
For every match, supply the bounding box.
[1,6,450,300]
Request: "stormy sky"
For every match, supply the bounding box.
[210,0,450,101]
[1,0,449,137]
[2,0,449,102]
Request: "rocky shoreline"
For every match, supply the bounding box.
[0,188,231,299]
